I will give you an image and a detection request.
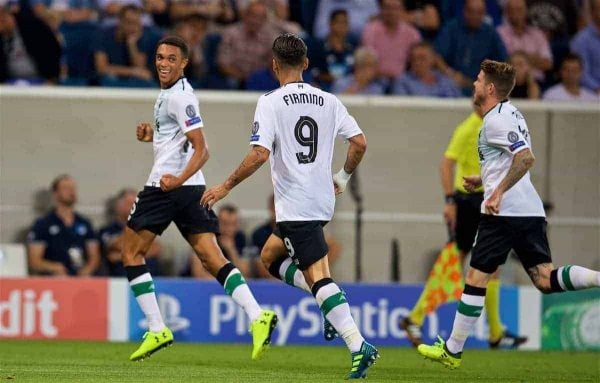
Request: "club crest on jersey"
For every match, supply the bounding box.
[507,131,519,143]
[185,104,196,117]
[250,121,260,142]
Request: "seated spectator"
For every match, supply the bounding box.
[235,0,302,34]
[313,0,379,39]
[313,9,358,90]
[497,0,553,82]
[332,47,385,95]
[247,56,318,91]
[510,51,541,99]
[402,0,441,40]
[527,0,579,77]
[570,0,600,94]
[392,41,461,97]
[216,0,276,88]
[361,0,422,81]
[170,0,235,27]
[26,175,100,276]
[435,0,507,94]
[0,5,61,85]
[94,5,159,88]
[440,0,503,26]
[99,189,162,277]
[186,204,252,278]
[173,13,210,87]
[97,0,155,27]
[31,0,98,29]
[542,53,600,101]
[144,0,171,28]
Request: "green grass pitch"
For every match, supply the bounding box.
[0,340,598,382]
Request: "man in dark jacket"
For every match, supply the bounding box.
[0,5,61,84]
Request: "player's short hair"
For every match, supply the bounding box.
[50,174,72,192]
[272,33,307,68]
[157,36,189,59]
[480,59,516,100]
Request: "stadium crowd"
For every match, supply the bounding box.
[0,0,599,101]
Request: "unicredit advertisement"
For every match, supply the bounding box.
[0,278,108,340]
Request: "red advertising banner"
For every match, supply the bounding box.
[0,278,108,340]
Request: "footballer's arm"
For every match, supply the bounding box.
[201,145,270,208]
[333,133,366,194]
[136,122,154,142]
[160,128,209,192]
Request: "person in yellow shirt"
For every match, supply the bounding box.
[400,103,527,349]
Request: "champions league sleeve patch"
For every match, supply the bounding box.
[184,104,201,126]
[507,131,519,143]
[185,104,196,117]
[509,141,526,152]
[250,121,260,142]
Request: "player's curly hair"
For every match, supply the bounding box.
[480,59,516,100]
[272,33,307,68]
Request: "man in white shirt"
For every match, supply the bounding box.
[124,36,276,362]
[542,54,600,102]
[201,33,378,380]
[418,59,600,369]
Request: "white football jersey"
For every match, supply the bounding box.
[478,100,545,217]
[251,82,363,222]
[146,77,205,186]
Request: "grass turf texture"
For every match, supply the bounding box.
[0,340,598,382]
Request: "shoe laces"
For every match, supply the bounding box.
[433,335,446,349]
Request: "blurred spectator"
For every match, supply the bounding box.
[99,189,163,277]
[392,41,461,97]
[144,0,171,28]
[26,175,100,276]
[497,0,553,82]
[187,204,251,278]
[97,0,155,27]
[216,0,276,87]
[527,0,579,38]
[170,0,235,26]
[361,0,422,81]
[510,51,541,99]
[313,9,358,90]
[527,0,578,77]
[570,0,600,94]
[246,55,318,91]
[94,5,159,88]
[332,47,385,95]
[402,0,441,40]
[0,5,61,84]
[173,13,209,87]
[235,0,302,34]
[313,0,378,39]
[440,0,503,26]
[435,0,507,94]
[542,53,600,101]
[31,0,98,29]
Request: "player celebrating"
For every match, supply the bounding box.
[401,102,527,349]
[418,59,600,369]
[201,33,379,379]
[124,36,277,362]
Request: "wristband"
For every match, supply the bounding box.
[333,168,352,193]
[445,194,456,204]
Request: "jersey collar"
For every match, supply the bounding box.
[163,76,186,91]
